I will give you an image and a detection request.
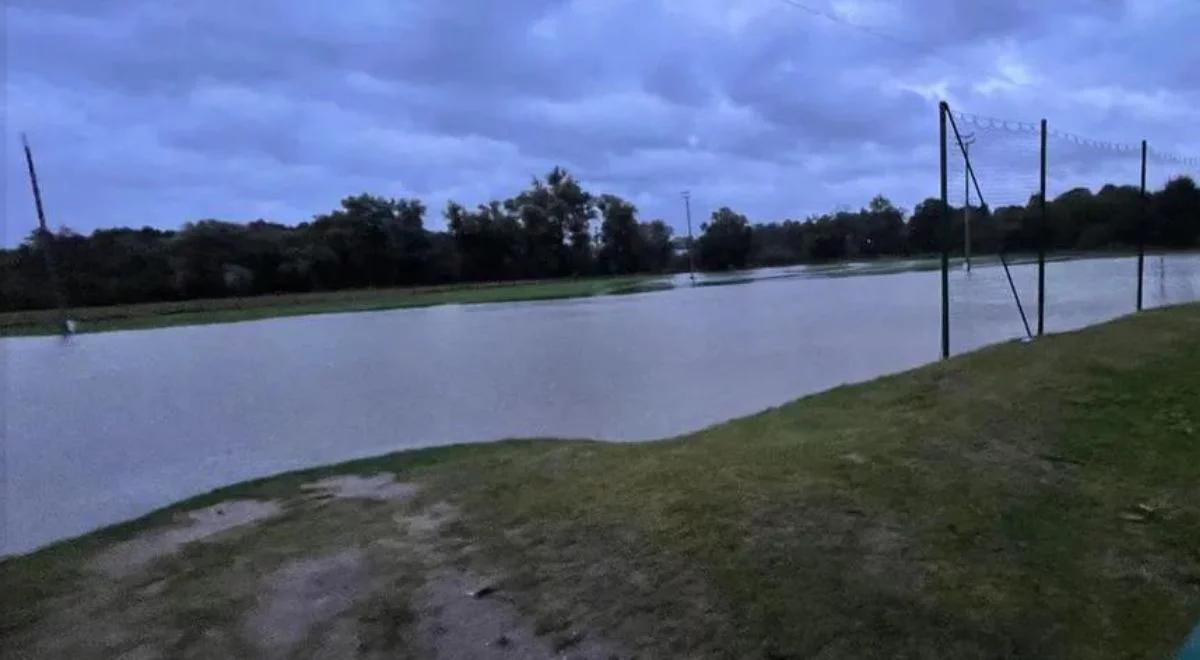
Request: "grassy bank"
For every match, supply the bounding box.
[0,275,665,337]
[4,305,1200,657]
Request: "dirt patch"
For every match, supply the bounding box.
[91,499,282,578]
[416,568,625,660]
[52,488,625,658]
[396,501,459,536]
[418,569,552,659]
[395,503,625,659]
[302,473,419,501]
[244,548,370,658]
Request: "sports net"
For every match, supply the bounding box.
[940,103,1200,356]
[1144,148,1200,308]
[944,109,1038,354]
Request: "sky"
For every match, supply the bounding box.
[4,0,1199,244]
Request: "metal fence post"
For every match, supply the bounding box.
[1038,119,1047,336]
[1138,140,1147,311]
[939,102,950,359]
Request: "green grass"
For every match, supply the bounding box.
[427,304,1200,657]
[3,305,1199,657]
[0,275,664,337]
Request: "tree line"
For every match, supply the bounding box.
[2,167,1198,312]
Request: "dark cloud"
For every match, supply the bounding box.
[5,0,1197,243]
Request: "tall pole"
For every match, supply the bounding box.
[22,134,69,323]
[1138,139,1147,311]
[963,133,975,272]
[1038,119,1047,336]
[682,191,696,284]
[939,102,950,359]
[23,135,49,234]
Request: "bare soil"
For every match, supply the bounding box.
[5,472,625,659]
[90,499,283,578]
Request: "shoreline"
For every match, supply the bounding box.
[5,250,1192,337]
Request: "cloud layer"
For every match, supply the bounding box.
[5,0,1199,242]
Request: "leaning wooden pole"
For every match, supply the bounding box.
[22,134,70,329]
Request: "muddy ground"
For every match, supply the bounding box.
[6,473,625,659]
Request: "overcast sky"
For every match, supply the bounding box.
[5,0,1199,243]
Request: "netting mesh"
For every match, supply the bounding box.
[1145,149,1200,307]
[948,113,1042,216]
[941,104,1200,353]
[1147,148,1200,193]
[1046,131,1141,251]
[945,111,1039,352]
[1040,133,1144,331]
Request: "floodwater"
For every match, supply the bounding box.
[3,253,1198,555]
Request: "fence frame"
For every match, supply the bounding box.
[939,101,1034,358]
[1138,140,1147,311]
[939,103,950,358]
[1038,119,1047,336]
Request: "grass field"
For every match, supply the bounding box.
[0,275,666,337]
[3,304,1198,657]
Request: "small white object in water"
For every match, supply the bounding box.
[64,319,78,334]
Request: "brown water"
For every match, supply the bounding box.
[3,253,1198,555]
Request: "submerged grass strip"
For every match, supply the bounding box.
[0,275,662,336]
[3,304,1199,657]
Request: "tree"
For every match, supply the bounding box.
[750,220,807,265]
[1047,188,1095,250]
[636,220,674,272]
[507,167,595,277]
[170,220,248,297]
[507,177,563,278]
[309,194,430,288]
[1095,184,1143,246]
[386,199,431,284]
[546,167,596,275]
[806,215,848,260]
[446,200,523,281]
[697,207,753,270]
[860,195,905,256]
[906,199,944,255]
[596,195,641,274]
[1151,176,1200,247]
[4,170,1197,314]
[82,227,176,303]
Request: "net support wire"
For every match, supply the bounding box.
[941,102,1035,341]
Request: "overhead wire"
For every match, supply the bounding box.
[773,0,917,48]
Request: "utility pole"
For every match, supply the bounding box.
[682,191,696,284]
[23,135,50,234]
[962,133,975,272]
[22,133,71,331]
